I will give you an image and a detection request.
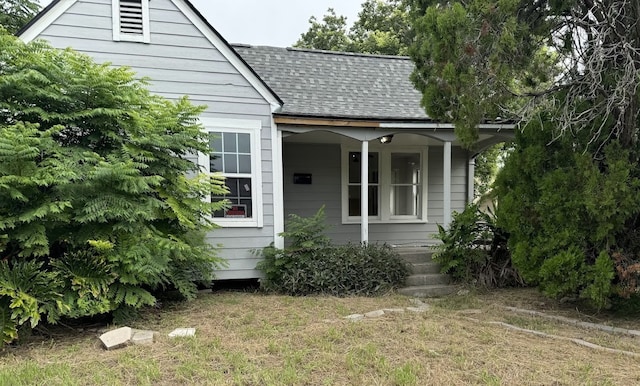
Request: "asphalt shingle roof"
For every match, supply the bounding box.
[233,45,431,121]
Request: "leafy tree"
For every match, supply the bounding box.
[349,0,413,55]
[0,0,39,34]
[0,32,227,343]
[295,0,412,56]
[294,8,351,51]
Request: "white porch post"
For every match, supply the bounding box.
[468,157,475,205]
[272,128,285,249]
[443,141,452,228]
[361,140,369,244]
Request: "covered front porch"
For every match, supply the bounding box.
[274,121,512,248]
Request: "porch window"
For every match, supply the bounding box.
[199,118,263,228]
[342,147,427,223]
[112,0,150,43]
[347,152,379,217]
[390,153,421,216]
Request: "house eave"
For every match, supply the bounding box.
[273,113,516,132]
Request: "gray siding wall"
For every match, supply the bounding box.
[37,0,275,279]
[283,143,469,246]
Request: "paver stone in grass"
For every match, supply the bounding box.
[344,314,364,321]
[131,330,155,345]
[168,328,196,338]
[365,310,385,318]
[99,327,132,350]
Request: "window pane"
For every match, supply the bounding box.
[238,178,252,197]
[223,132,237,152]
[210,153,223,172]
[238,154,251,173]
[348,152,379,183]
[348,152,360,183]
[348,185,379,217]
[240,199,253,217]
[212,177,253,219]
[237,133,251,153]
[224,154,238,173]
[391,153,420,184]
[209,132,222,152]
[391,185,420,216]
[212,198,227,218]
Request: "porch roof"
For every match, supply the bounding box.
[233,45,431,121]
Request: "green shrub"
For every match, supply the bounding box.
[433,203,523,288]
[0,32,226,344]
[494,118,637,309]
[257,208,409,296]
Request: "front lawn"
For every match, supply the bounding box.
[1,289,639,385]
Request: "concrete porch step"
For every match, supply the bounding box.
[409,262,441,274]
[397,250,436,265]
[405,273,450,287]
[397,285,458,298]
[395,246,456,298]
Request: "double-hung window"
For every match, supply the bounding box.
[342,147,427,223]
[199,118,263,228]
[112,0,150,43]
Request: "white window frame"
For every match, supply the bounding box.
[341,145,428,224]
[112,0,151,43]
[198,117,263,228]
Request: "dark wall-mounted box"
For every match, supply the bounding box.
[293,173,312,184]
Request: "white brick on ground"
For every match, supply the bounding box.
[99,327,132,350]
[365,310,385,318]
[344,314,364,321]
[168,328,196,338]
[131,330,155,345]
[383,308,405,313]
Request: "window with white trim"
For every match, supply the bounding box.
[112,0,150,43]
[199,119,263,228]
[342,147,427,223]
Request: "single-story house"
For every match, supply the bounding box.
[18,0,513,279]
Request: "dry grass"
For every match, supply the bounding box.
[2,288,640,385]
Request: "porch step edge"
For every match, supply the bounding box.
[405,274,450,287]
[397,285,458,298]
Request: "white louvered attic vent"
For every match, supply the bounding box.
[113,0,150,43]
[120,0,143,35]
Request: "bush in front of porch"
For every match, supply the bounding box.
[256,207,409,296]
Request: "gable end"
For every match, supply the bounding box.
[112,0,150,43]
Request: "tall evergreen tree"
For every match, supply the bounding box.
[409,0,640,306]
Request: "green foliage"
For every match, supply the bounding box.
[294,8,351,52]
[257,208,409,296]
[295,0,412,56]
[433,203,522,288]
[494,120,639,308]
[0,0,39,34]
[0,32,226,343]
[408,0,557,146]
[474,143,505,198]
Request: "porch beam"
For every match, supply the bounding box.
[274,116,380,128]
[443,141,452,228]
[361,140,369,244]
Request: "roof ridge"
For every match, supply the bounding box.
[232,44,411,60]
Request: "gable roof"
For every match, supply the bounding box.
[17,0,282,107]
[233,45,431,121]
